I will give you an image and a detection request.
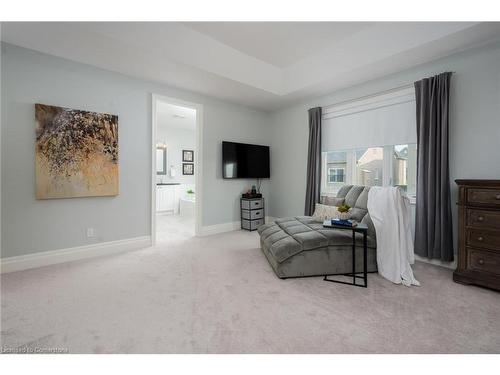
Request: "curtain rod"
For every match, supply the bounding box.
[322,71,455,111]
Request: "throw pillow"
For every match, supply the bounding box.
[311,203,340,222]
[321,196,345,207]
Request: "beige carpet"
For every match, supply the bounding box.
[156,213,195,244]
[1,227,499,354]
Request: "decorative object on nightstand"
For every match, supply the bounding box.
[182,163,194,175]
[242,190,262,199]
[182,149,194,162]
[241,197,265,231]
[454,179,500,291]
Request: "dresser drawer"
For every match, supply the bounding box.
[466,228,500,250]
[467,209,500,230]
[467,188,500,206]
[467,248,500,275]
[241,209,264,220]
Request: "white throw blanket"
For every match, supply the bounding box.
[367,187,420,286]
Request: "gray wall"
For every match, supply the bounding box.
[269,41,500,256]
[1,43,271,258]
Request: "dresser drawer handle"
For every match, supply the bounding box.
[496,194,500,200]
[478,259,485,265]
[477,236,484,242]
[477,216,484,222]
[255,211,260,215]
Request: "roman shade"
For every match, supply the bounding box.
[322,87,416,151]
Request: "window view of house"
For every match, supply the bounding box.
[392,144,417,195]
[328,167,345,183]
[322,151,347,195]
[322,144,417,198]
[355,147,383,187]
[326,151,347,183]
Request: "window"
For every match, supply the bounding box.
[328,168,345,183]
[392,144,417,196]
[320,87,417,199]
[321,144,417,198]
[322,151,347,195]
[355,147,383,187]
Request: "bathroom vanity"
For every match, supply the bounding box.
[156,183,181,213]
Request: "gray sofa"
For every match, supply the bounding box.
[257,185,377,278]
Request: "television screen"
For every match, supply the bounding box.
[222,141,270,179]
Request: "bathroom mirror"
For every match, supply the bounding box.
[156,147,167,175]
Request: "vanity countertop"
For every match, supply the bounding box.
[157,182,181,186]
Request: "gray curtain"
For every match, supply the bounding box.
[304,107,322,216]
[414,72,454,261]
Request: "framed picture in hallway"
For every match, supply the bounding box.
[35,103,119,199]
[183,163,194,175]
[182,149,194,162]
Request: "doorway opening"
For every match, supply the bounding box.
[151,95,203,245]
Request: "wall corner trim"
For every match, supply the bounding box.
[0,236,152,274]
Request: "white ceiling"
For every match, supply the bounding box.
[2,22,500,111]
[184,22,375,68]
[157,102,196,131]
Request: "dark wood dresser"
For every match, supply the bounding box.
[454,180,500,291]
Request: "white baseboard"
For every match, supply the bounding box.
[198,216,275,237]
[0,236,152,274]
[414,255,456,270]
[198,221,241,236]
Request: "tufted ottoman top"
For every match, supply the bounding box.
[258,216,375,263]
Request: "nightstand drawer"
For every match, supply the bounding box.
[242,209,264,220]
[467,188,500,206]
[242,218,264,231]
[467,248,500,275]
[241,199,263,210]
[467,209,500,230]
[466,228,500,250]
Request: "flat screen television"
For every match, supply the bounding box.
[222,141,270,179]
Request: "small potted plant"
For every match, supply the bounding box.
[337,204,351,220]
[187,189,194,195]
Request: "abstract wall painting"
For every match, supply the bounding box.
[35,104,119,199]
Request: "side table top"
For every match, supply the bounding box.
[322,220,368,232]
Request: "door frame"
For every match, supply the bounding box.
[151,94,204,245]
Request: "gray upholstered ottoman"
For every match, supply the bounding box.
[257,185,378,279]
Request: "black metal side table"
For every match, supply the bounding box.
[322,220,368,288]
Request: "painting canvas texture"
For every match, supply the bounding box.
[35,104,119,199]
